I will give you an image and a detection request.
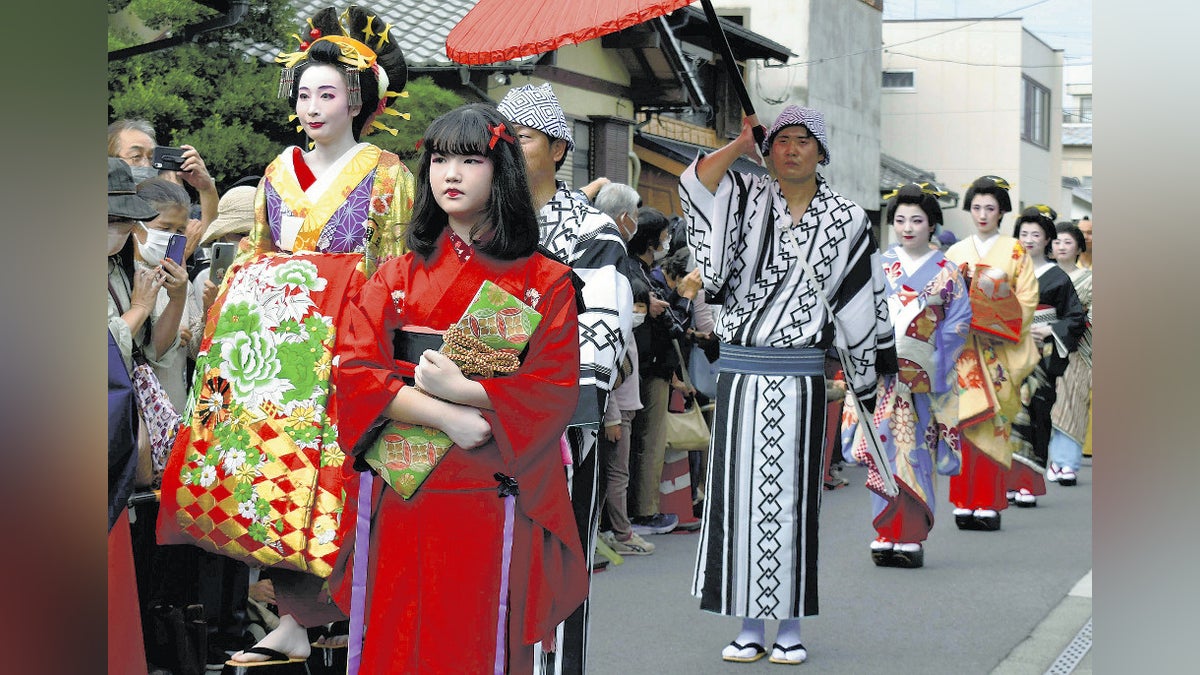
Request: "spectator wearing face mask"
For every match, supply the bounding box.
[624,207,702,537]
[658,245,718,507]
[108,156,162,675]
[108,118,220,267]
[132,178,205,411]
[592,183,655,556]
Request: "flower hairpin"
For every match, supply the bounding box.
[487,123,515,150]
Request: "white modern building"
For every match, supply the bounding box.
[713,0,883,210]
[1061,66,1092,220]
[880,17,1064,238]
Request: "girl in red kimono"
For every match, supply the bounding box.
[334,103,589,674]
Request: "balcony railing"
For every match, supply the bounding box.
[1063,107,1092,124]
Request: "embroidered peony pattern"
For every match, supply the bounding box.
[179,256,343,546]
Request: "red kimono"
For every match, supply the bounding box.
[332,231,587,674]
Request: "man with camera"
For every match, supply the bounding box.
[107,119,219,266]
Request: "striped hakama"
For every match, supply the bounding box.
[696,345,826,617]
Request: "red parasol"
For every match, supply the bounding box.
[445,0,695,66]
[446,0,767,144]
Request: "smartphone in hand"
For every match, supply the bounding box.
[165,233,188,265]
[152,145,186,172]
[210,241,237,285]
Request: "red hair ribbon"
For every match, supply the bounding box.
[487,123,515,150]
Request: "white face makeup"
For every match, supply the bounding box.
[1017,221,1048,260]
[969,194,1003,236]
[296,64,360,147]
[892,204,934,257]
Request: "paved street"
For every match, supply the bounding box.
[588,459,1092,674]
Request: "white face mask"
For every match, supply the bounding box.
[620,213,638,241]
[129,165,160,184]
[653,245,668,262]
[631,311,646,329]
[108,226,130,256]
[139,227,174,265]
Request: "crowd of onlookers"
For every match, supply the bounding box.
[587,179,720,558]
[108,119,280,673]
[108,107,1094,672]
[107,115,731,672]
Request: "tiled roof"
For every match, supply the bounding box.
[879,153,958,205]
[241,1,789,69]
[1062,124,1092,146]
[241,1,528,68]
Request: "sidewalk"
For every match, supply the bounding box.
[992,570,1092,674]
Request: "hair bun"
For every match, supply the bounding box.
[307,7,343,41]
[343,4,408,93]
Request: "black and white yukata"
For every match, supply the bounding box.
[680,161,895,619]
[534,181,633,675]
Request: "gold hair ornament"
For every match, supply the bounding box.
[275,10,410,137]
[881,181,949,201]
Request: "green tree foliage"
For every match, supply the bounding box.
[365,77,465,171]
[109,43,286,188]
[128,0,215,31]
[109,0,466,188]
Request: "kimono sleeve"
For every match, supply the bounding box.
[832,215,897,410]
[565,207,633,427]
[479,272,581,473]
[928,266,970,474]
[679,157,752,297]
[1049,279,1087,358]
[933,264,972,395]
[1005,242,1042,385]
[334,260,409,453]
[368,154,416,271]
[1011,242,1039,334]
[240,177,279,264]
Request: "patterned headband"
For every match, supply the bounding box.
[496,83,574,152]
[761,104,830,165]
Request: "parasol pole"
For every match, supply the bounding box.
[698,0,765,148]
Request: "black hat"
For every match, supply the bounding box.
[108,158,158,221]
